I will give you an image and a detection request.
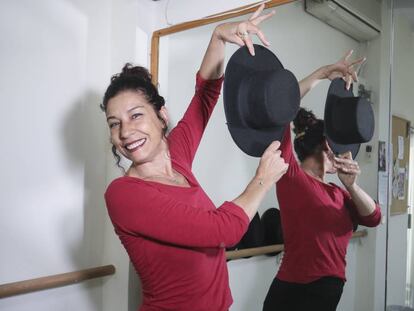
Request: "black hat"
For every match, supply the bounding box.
[261,208,283,256]
[223,45,300,157]
[324,78,375,159]
[226,213,264,259]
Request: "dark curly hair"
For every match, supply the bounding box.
[293,108,325,162]
[101,63,167,170]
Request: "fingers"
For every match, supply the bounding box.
[262,141,283,165]
[249,3,265,20]
[251,10,276,25]
[348,57,366,83]
[346,75,352,91]
[257,140,288,184]
[336,50,366,89]
[255,29,270,47]
[334,158,357,169]
[233,35,246,47]
[334,154,360,175]
[244,35,255,56]
[338,151,353,159]
[261,141,282,160]
[235,4,274,55]
[263,140,281,154]
[335,159,358,168]
[351,70,358,83]
[337,165,361,175]
[343,49,354,61]
[239,26,269,54]
[350,56,366,68]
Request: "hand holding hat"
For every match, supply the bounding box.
[255,141,289,189]
[334,151,361,188]
[214,4,275,56]
[320,50,366,90]
[298,50,365,100]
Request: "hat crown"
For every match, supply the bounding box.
[327,96,374,143]
[324,78,375,157]
[240,70,299,129]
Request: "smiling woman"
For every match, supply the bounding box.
[102,65,169,172]
[100,5,289,311]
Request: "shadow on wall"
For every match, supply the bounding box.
[60,90,109,308]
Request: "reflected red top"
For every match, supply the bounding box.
[276,126,381,283]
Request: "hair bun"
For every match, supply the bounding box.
[293,108,318,134]
[112,63,153,83]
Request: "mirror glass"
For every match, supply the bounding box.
[158,1,390,310]
[386,0,414,309]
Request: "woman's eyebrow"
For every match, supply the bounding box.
[106,105,144,121]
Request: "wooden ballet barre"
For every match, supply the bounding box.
[226,230,367,260]
[0,264,115,299]
[226,244,285,260]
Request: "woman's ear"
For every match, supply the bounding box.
[160,106,169,127]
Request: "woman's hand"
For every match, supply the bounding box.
[213,3,275,56]
[298,50,365,98]
[199,4,274,80]
[334,151,360,189]
[232,140,288,220]
[255,141,289,187]
[320,50,366,90]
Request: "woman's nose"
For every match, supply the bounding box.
[120,121,134,139]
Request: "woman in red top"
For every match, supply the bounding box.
[101,5,288,311]
[263,51,382,311]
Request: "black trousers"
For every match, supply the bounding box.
[263,277,344,311]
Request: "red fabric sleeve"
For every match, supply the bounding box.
[279,124,300,177]
[105,179,249,248]
[357,204,382,227]
[343,191,382,227]
[167,72,224,169]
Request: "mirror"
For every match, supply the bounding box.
[156,1,391,310]
[386,0,414,309]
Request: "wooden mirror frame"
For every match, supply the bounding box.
[148,0,369,260]
[150,0,295,85]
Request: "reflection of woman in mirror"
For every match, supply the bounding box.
[263,51,382,311]
[101,5,288,311]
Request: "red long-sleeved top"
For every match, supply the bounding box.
[105,73,249,311]
[276,126,381,283]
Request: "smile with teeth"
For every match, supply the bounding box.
[125,138,146,151]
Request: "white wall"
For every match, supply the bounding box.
[159,1,389,310]
[0,0,108,310]
[0,0,149,310]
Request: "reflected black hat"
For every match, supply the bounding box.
[324,78,375,158]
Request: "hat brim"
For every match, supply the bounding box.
[224,45,298,157]
[326,136,360,159]
[227,124,288,157]
[324,78,360,158]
